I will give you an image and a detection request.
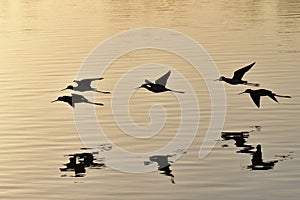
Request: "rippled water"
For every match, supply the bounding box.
[0,1,299,199]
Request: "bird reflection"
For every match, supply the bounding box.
[221,131,254,154]
[60,151,104,177]
[221,127,292,171]
[247,144,278,170]
[51,93,104,108]
[147,155,175,184]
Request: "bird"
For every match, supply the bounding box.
[137,70,184,93]
[215,62,259,86]
[239,89,291,108]
[51,93,104,108]
[61,78,110,94]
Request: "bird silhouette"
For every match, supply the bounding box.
[137,70,184,93]
[239,89,291,108]
[216,62,259,86]
[51,93,104,108]
[61,78,110,94]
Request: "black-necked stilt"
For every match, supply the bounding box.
[51,93,104,108]
[61,78,110,94]
[239,89,291,108]
[137,70,184,94]
[216,62,259,86]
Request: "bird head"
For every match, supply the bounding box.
[239,89,252,95]
[51,97,63,103]
[215,76,225,81]
[136,83,150,90]
[61,85,73,91]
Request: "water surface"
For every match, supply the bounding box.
[0,1,299,199]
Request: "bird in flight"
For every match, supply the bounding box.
[61,78,110,94]
[51,93,104,108]
[137,70,184,93]
[215,62,259,86]
[239,89,291,108]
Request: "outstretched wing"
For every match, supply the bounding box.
[233,62,255,80]
[250,92,260,108]
[71,93,87,102]
[267,93,278,103]
[60,95,74,107]
[145,79,152,84]
[71,93,84,98]
[74,78,103,86]
[155,70,171,86]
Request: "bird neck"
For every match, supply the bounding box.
[221,77,232,84]
[67,85,74,90]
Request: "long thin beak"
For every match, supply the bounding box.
[61,88,67,91]
[135,86,142,89]
[51,100,58,103]
[214,79,219,81]
[238,92,245,95]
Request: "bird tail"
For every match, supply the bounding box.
[275,94,291,98]
[244,82,260,87]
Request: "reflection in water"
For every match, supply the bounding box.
[221,126,293,171]
[60,150,104,177]
[221,131,254,154]
[248,144,278,170]
[145,155,175,184]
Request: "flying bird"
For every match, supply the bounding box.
[137,70,184,94]
[51,93,104,108]
[239,89,291,108]
[61,78,110,94]
[216,62,259,86]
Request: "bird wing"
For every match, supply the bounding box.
[267,93,278,103]
[71,93,85,100]
[233,62,255,80]
[61,96,74,107]
[71,93,83,97]
[145,79,152,84]
[75,78,103,86]
[250,92,260,108]
[155,70,171,86]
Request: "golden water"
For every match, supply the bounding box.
[0,1,299,199]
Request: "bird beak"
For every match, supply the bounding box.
[51,100,58,103]
[214,78,219,81]
[135,86,142,89]
[61,88,67,91]
[238,92,245,95]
